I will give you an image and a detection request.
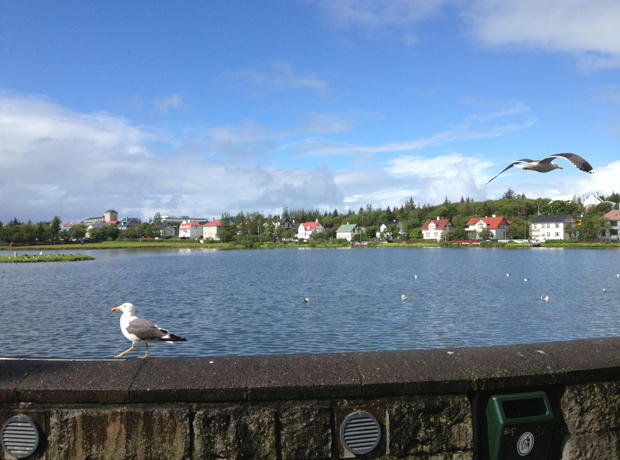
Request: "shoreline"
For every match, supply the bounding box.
[1,240,619,251]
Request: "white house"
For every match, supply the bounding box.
[465,216,510,240]
[529,214,577,241]
[179,221,204,239]
[421,218,452,241]
[583,194,614,209]
[297,220,324,240]
[550,194,577,203]
[376,221,405,239]
[335,223,362,242]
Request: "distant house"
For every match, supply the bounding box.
[466,216,510,240]
[161,215,209,225]
[583,194,614,209]
[156,221,176,238]
[603,210,620,242]
[85,220,105,238]
[179,221,204,239]
[335,223,362,242]
[264,217,295,231]
[550,194,577,203]
[104,210,118,222]
[297,220,324,240]
[421,218,452,242]
[203,219,225,241]
[376,221,405,240]
[529,214,577,241]
[61,222,75,232]
[117,217,139,231]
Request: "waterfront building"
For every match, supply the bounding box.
[376,221,405,240]
[603,210,620,242]
[465,216,510,240]
[117,217,139,231]
[203,219,225,240]
[421,218,452,242]
[335,223,362,242]
[156,221,176,238]
[529,214,577,241]
[179,221,204,239]
[297,220,324,240]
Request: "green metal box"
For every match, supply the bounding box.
[486,391,554,459]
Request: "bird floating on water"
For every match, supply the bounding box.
[111,302,186,358]
[302,298,309,304]
[603,289,607,293]
[506,273,511,277]
[414,275,419,279]
[524,278,530,282]
[485,153,593,185]
[402,295,408,300]
[541,296,549,301]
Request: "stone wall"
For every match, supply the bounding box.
[2,337,620,459]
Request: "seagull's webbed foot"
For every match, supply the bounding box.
[114,343,135,358]
[138,343,149,359]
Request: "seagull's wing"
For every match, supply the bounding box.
[485,159,534,185]
[126,317,171,341]
[547,153,594,173]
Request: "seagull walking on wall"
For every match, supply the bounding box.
[111,302,186,358]
[485,153,593,185]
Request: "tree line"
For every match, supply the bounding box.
[1,189,618,244]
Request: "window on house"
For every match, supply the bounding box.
[555,232,559,237]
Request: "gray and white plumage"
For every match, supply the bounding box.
[485,153,593,185]
[111,302,186,358]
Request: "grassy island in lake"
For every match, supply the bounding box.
[0,254,94,263]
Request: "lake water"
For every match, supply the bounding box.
[1,247,619,359]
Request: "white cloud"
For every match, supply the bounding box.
[315,0,446,43]
[153,94,184,114]
[315,0,620,69]
[1,94,615,225]
[226,62,329,96]
[289,102,535,158]
[463,0,620,70]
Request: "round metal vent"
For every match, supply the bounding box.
[1,415,40,459]
[340,411,381,455]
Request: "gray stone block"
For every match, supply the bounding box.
[388,395,473,457]
[194,406,276,460]
[561,382,620,435]
[560,431,620,460]
[280,405,332,460]
[48,408,190,459]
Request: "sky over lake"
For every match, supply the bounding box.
[1,0,619,223]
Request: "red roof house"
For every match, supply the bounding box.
[466,216,510,240]
[421,218,452,241]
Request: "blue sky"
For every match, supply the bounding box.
[1,0,619,223]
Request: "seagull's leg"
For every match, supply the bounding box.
[114,343,134,358]
[139,343,149,359]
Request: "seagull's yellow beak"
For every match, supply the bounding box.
[558,166,563,169]
[111,307,121,312]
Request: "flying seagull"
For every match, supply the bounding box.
[111,302,186,358]
[485,153,593,185]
